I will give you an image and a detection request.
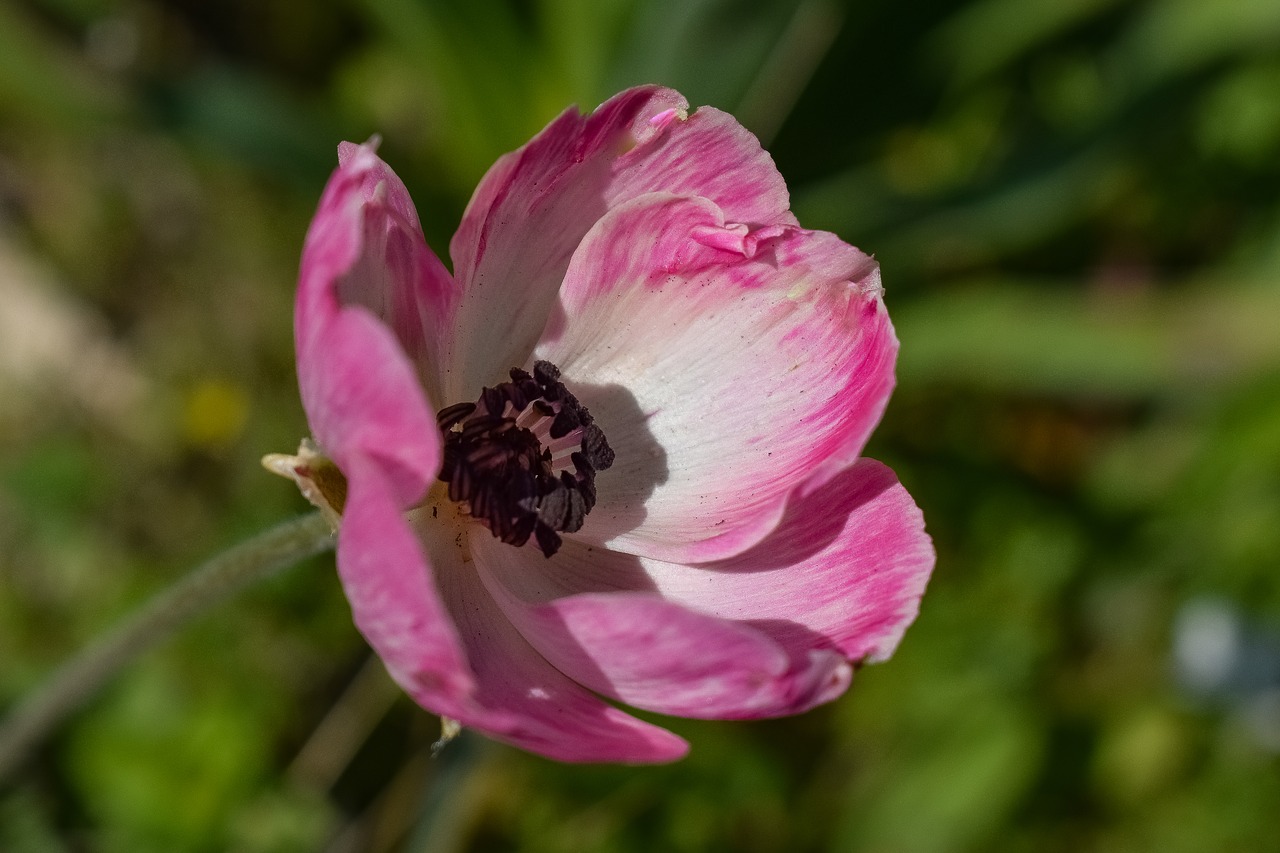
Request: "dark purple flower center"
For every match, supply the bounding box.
[435,360,613,558]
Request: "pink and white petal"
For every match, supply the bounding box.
[337,140,425,231]
[474,459,931,675]
[296,145,439,497]
[337,458,482,722]
[300,142,456,414]
[297,300,439,508]
[657,459,934,664]
[472,536,850,719]
[339,466,686,763]
[424,526,688,763]
[442,85,796,402]
[535,193,897,563]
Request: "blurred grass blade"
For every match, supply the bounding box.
[930,0,1123,89]
[0,513,333,785]
[896,280,1280,398]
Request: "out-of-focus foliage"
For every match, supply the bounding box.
[2,0,1278,850]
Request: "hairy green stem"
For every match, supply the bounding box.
[0,512,335,785]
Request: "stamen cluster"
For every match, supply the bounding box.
[436,361,614,557]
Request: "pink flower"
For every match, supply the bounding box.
[275,86,934,763]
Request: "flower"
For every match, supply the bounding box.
[270,86,934,763]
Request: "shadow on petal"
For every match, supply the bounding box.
[567,379,669,547]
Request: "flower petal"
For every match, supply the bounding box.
[338,466,687,763]
[295,305,438,507]
[535,193,897,563]
[478,459,932,677]
[657,459,934,664]
[430,525,690,762]
[296,144,455,495]
[332,142,458,398]
[442,85,796,402]
[438,571,691,763]
[336,458,482,718]
[472,536,850,719]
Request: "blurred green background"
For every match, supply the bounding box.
[3,0,1280,849]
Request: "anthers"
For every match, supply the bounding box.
[436,361,613,557]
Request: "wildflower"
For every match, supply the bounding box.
[270,86,934,762]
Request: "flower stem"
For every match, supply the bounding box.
[0,512,335,784]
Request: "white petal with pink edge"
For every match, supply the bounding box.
[472,534,851,719]
[442,85,796,402]
[338,464,688,763]
[534,193,897,563]
[302,142,457,407]
[423,518,689,762]
[476,459,932,674]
